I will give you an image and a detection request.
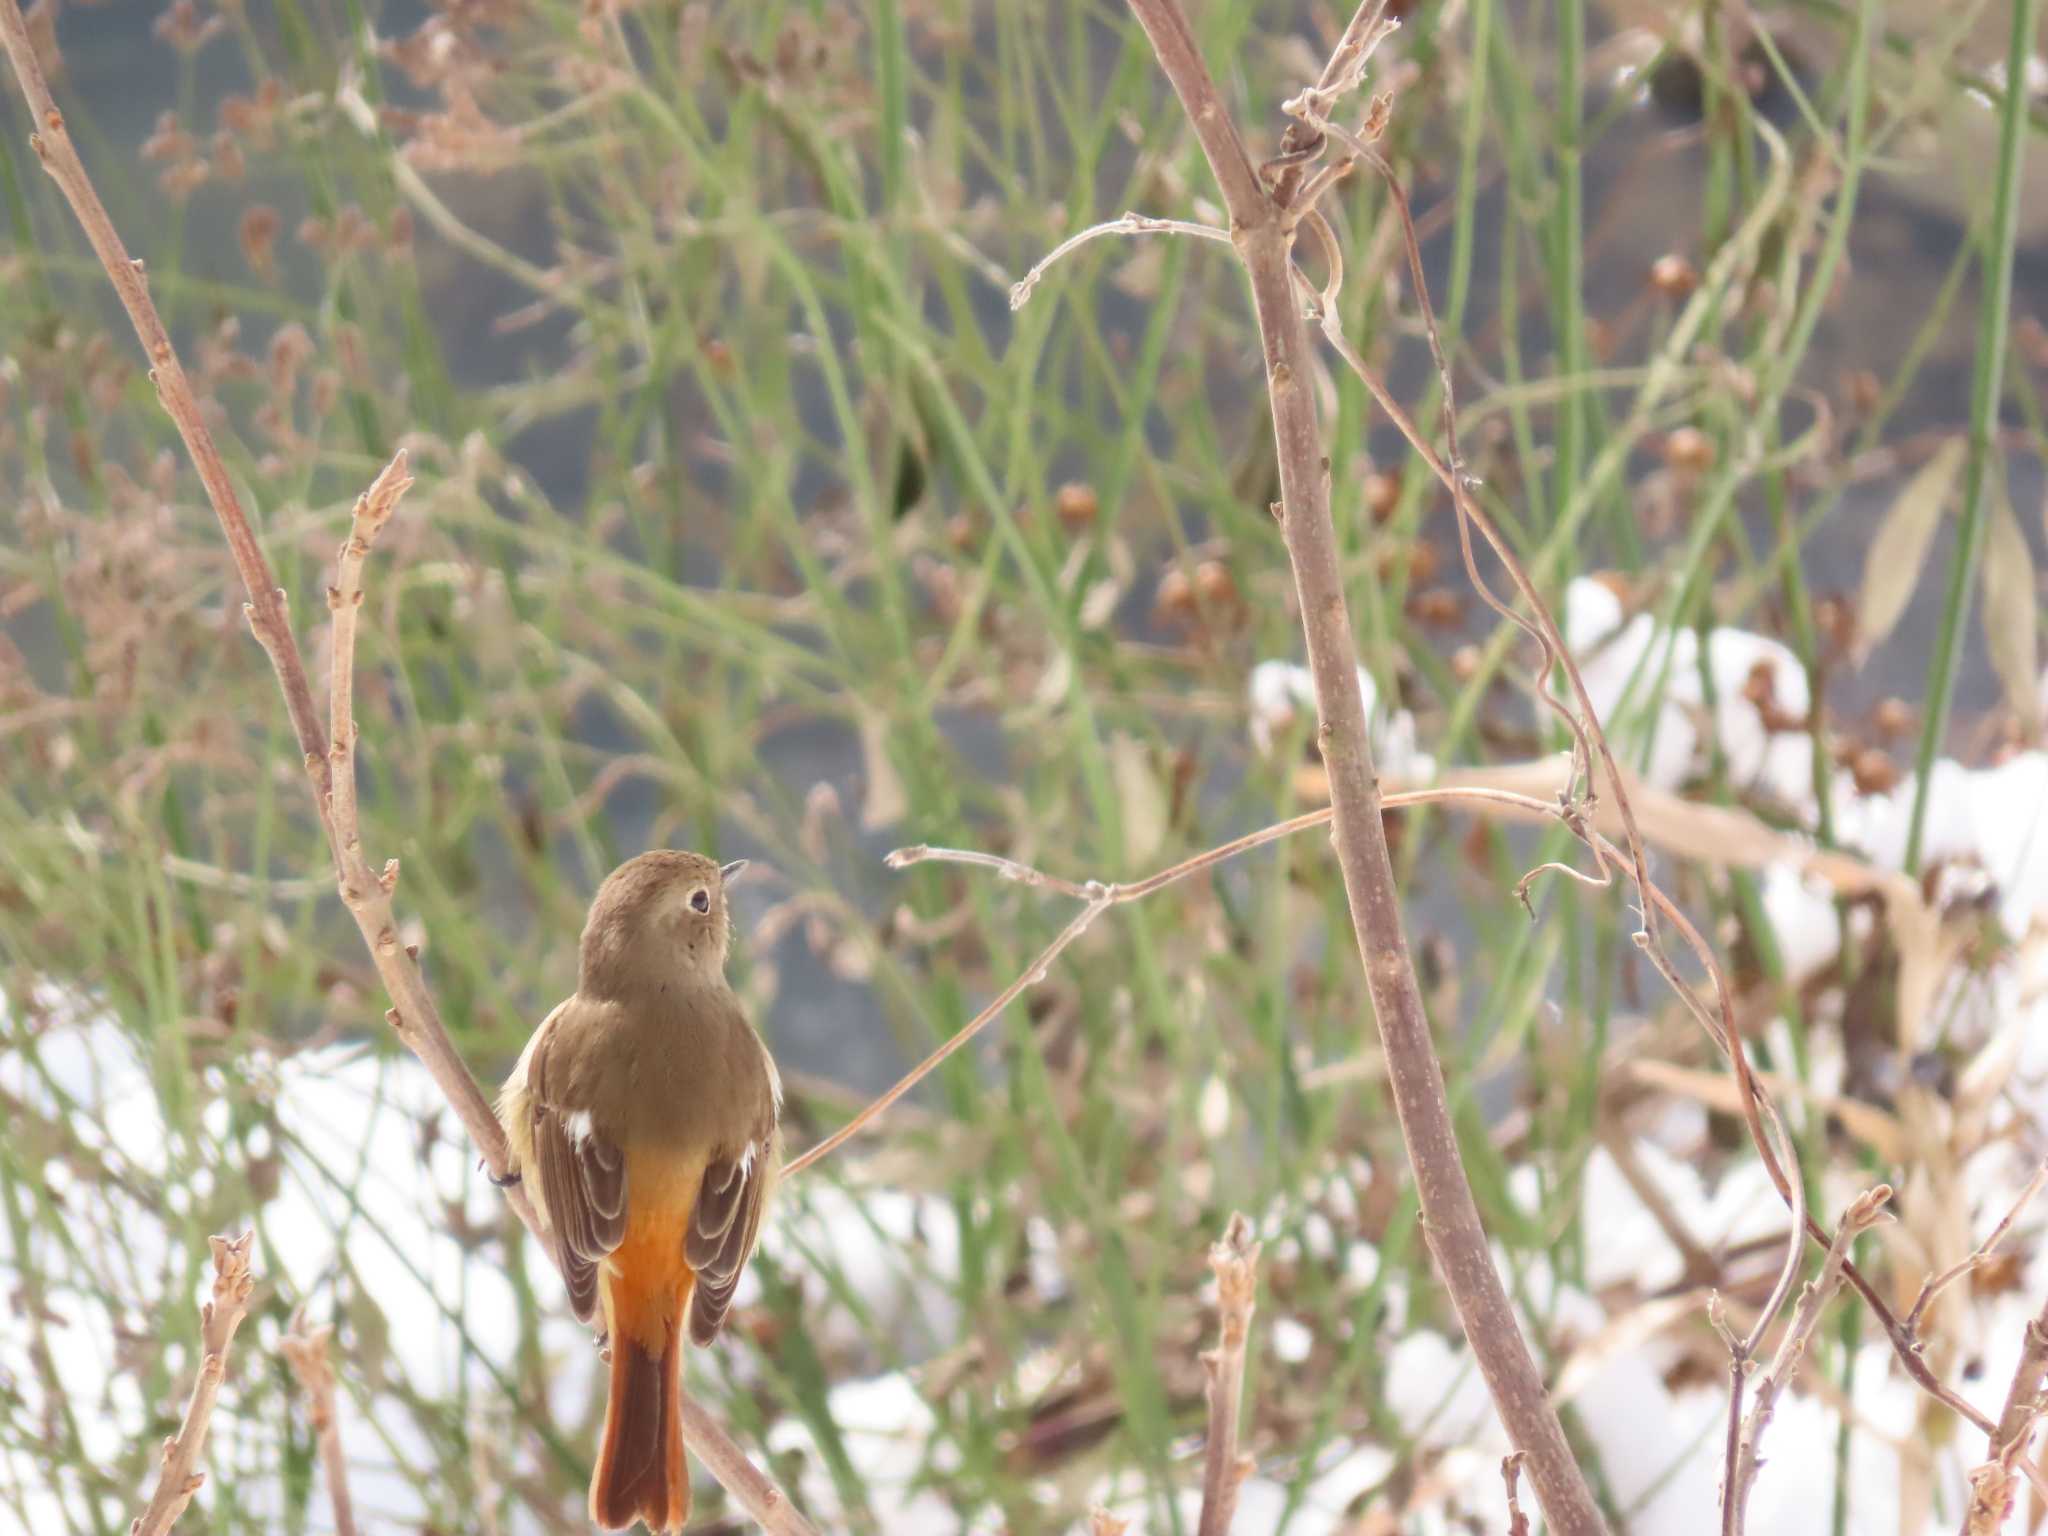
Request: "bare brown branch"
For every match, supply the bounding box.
[1963,1298,2048,1535]
[0,13,811,1529]
[1725,1187,1894,1536]
[280,1316,359,1536]
[0,9,326,776]
[133,1233,256,1536]
[1286,104,2036,1478]
[1198,1213,1261,1536]
[1114,3,1608,1526]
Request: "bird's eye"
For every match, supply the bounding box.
[689,887,711,915]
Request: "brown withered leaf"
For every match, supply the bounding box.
[1855,436,1964,662]
[1980,465,2038,736]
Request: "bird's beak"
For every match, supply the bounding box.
[720,859,750,884]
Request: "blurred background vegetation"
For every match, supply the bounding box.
[3,0,2047,1532]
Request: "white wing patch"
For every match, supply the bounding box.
[564,1109,595,1144]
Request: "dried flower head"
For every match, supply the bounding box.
[239,205,281,276]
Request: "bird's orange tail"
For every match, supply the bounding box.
[589,1318,688,1532]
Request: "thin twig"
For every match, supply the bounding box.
[1502,1452,1531,1536]
[1197,1213,1260,1536]
[326,454,413,878]
[783,891,1112,1177]
[0,16,814,1530]
[319,451,525,1203]
[1907,1159,2048,1335]
[1008,211,1232,310]
[132,1234,257,1536]
[1725,1186,1894,1536]
[793,798,1465,1176]
[280,1316,359,1536]
[1261,0,1396,208]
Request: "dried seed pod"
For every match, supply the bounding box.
[1055,482,1099,533]
[1363,471,1401,523]
[1407,587,1463,628]
[1873,697,1914,740]
[1850,747,1898,795]
[1649,253,1698,298]
[1192,559,1238,609]
[1662,426,1714,474]
[1154,566,1195,624]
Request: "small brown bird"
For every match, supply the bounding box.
[498,851,781,1533]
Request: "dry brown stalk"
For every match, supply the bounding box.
[0,11,811,1530]
[1261,47,2007,1518]
[1197,1213,1261,1536]
[1724,1186,1894,1536]
[279,1316,359,1536]
[1963,1298,2048,1534]
[818,778,1658,1180]
[1008,211,1231,309]
[132,1233,257,1536]
[1069,3,1608,1524]
[0,3,505,1193]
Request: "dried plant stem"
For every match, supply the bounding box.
[1008,210,1231,310]
[1115,2,1604,1527]
[1282,97,2033,1485]
[280,1318,359,1536]
[0,15,323,770]
[132,1233,257,1536]
[0,14,811,1531]
[1964,1298,2048,1535]
[804,785,1584,1177]
[1725,1187,1893,1536]
[0,1,506,1192]
[1907,1159,2048,1334]
[1197,1214,1260,1536]
[785,891,1111,1177]
[1502,1453,1531,1536]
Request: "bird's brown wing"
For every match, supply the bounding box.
[526,1011,628,1325]
[685,1130,774,1346]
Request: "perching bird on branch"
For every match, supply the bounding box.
[498,851,780,1533]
